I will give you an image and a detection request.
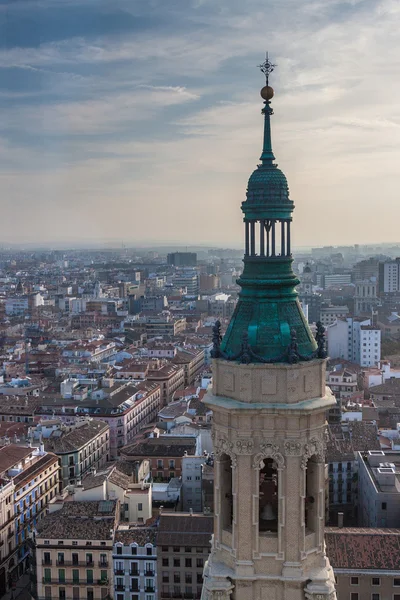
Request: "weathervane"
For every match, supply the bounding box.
[258,52,276,86]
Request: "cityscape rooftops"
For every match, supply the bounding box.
[0,444,35,475]
[325,527,400,570]
[114,525,157,546]
[121,436,196,458]
[43,419,109,454]
[157,512,213,546]
[36,500,118,540]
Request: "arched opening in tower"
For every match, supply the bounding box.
[305,455,319,532]
[220,453,233,531]
[259,458,278,533]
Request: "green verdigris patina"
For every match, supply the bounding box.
[215,59,321,364]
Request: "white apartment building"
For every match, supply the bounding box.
[327,317,381,367]
[181,455,204,512]
[113,527,157,600]
[358,450,400,528]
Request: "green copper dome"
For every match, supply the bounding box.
[215,64,320,364]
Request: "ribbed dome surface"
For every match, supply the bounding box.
[246,164,289,204]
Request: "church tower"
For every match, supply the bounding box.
[202,57,337,600]
[300,263,313,296]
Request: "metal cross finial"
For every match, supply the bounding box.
[258,52,277,85]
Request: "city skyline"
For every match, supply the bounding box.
[1,0,400,246]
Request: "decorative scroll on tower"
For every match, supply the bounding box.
[202,55,337,600]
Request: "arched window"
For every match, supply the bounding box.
[220,453,233,531]
[259,458,278,533]
[305,455,319,532]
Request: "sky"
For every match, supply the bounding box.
[1,0,400,249]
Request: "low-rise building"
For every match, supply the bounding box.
[41,419,110,488]
[73,461,152,524]
[113,526,157,600]
[326,526,400,600]
[35,500,119,600]
[358,449,400,528]
[157,512,213,600]
[120,437,197,482]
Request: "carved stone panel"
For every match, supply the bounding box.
[261,375,277,395]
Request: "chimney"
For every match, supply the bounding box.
[337,512,344,528]
[189,508,193,516]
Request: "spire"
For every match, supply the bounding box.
[260,99,275,164]
[258,53,276,164]
[213,54,322,364]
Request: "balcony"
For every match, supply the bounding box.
[48,561,94,567]
[42,560,52,566]
[145,586,155,593]
[42,579,99,586]
[98,561,108,568]
[145,570,155,576]
[115,585,125,591]
[114,569,124,575]
[98,579,109,586]
[130,571,139,577]
[130,588,140,593]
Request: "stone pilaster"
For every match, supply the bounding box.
[203,359,337,600]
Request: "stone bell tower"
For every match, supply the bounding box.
[201,56,337,600]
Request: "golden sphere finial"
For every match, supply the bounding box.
[260,85,274,101]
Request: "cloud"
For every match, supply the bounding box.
[1,85,199,135]
[1,0,400,247]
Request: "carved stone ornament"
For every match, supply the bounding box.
[235,439,254,454]
[283,440,302,456]
[253,440,285,469]
[214,436,237,468]
[305,593,336,600]
[236,580,253,588]
[301,436,325,469]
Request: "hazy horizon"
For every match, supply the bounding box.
[1,0,400,247]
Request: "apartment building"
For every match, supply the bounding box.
[326,527,400,600]
[326,422,380,526]
[0,478,15,596]
[113,526,157,600]
[145,316,186,338]
[42,420,110,488]
[147,362,185,408]
[120,437,197,482]
[358,450,400,528]
[172,350,205,387]
[327,317,381,367]
[39,381,161,459]
[0,444,60,585]
[157,512,213,600]
[35,500,119,600]
[73,461,152,524]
